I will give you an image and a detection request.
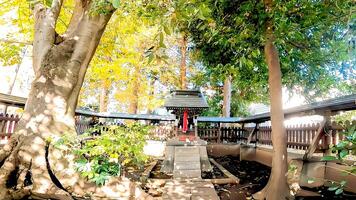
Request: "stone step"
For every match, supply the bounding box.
[163,180,219,200]
[161,160,174,173]
[201,159,212,172]
[199,146,212,172]
[175,155,200,162]
[191,187,219,197]
[174,161,201,170]
[175,146,199,154]
[173,169,201,178]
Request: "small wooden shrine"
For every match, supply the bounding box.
[164,90,208,137]
[162,90,211,177]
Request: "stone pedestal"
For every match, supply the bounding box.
[161,137,212,178]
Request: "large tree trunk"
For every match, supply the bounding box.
[253,0,292,199]
[0,1,148,199]
[222,75,232,117]
[99,81,110,113]
[180,34,187,89]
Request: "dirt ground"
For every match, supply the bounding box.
[213,156,356,200]
[142,157,356,199]
[213,156,270,200]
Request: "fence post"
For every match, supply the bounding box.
[239,123,245,143]
[247,123,259,145]
[303,118,327,160]
[324,110,333,155]
[194,116,198,138]
[217,122,221,143]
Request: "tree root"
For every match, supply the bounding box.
[0,135,153,200]
[253,179,294,200]
[0,135,19,167]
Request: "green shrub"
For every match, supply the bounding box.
[320,125,356,195]
[53,123,151,185]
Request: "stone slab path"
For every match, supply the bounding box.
[162,179,219,200]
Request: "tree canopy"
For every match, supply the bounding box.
[0,0,354,115]
[187,0,355,116]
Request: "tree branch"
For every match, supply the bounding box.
[63,0,87,39]
[32,1,64,74]
[0,39,32,45]
[51,0,64,21]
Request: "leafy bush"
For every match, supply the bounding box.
[320,125,356,195]
[53,123,151,185]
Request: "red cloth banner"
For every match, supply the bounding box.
[183,110,188,132]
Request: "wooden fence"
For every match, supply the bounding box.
[1,112,353,152]
[1,114,174,140]
[256,122,349,150]
[198,121,352,151]
[150,125,174,139]
[0,113,20,142]
[75,116,91,134]
[198,127,248,143]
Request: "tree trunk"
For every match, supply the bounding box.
[0,1,149,199]
[222,75,232,117]
[253,0,292,199]
[99,81,110,113]
[147,77,156,114]
[129,66,139,114]
[180,34,187,89]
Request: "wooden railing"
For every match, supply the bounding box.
[75,116,91,134]
[149,125,174,139]
[197,121,353,151]
[198,127,219,142]
[0,113,20,142]
[0,113,174,142]
[1,111,353,153]
[257,124,320,150]
[198,127,248,143]
[256,122,350,150]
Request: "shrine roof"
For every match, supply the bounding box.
[164,90,209,110]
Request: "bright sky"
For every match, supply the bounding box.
[0,47,33,97]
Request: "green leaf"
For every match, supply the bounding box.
[112,0,120,9]
[159,32,164,47]
[335,188,343,195]
[163,25,171,35]
[146,54,154,64]
[340,180,347,186]
[321,156,337,161]
[307,177,315,184]
[339,150,349,159]
[328,186,339,191]
[348,126,355,135]
[336,141,348,149]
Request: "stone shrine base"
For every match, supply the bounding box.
[161,137,212,178]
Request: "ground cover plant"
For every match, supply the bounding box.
[320,124,356,195]
[52,123,151,186]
